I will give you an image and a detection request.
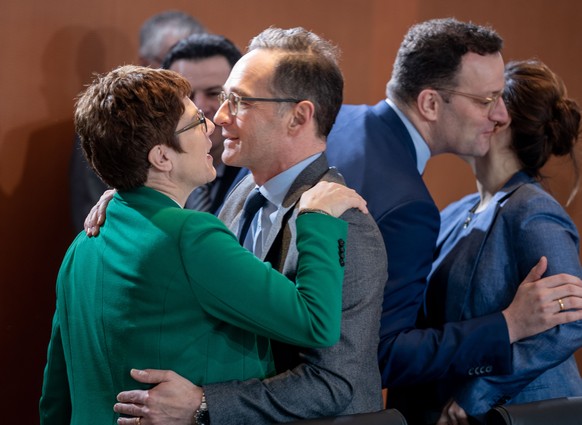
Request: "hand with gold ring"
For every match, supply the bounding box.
[502,256,582,343]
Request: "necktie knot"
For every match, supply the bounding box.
[238,188,267,244]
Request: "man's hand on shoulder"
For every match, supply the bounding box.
[84,189,116,236]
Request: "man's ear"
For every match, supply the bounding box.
[288,100,315,133]
[417,89,441,122]
[148,144,173,172]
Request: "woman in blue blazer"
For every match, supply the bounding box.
[424,60,582,423]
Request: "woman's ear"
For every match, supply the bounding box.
[148,144,173,172]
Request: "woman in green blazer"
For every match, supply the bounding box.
[40,65,365,424]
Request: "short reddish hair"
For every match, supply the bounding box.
[75,65,191,190]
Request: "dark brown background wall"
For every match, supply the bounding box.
[1,0,581,421]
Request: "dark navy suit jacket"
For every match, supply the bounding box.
[326,100,512,415]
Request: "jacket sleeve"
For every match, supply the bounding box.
[454,194,582,416]
[181,212,347,348]
[379,200,512,388]
[203,209,387,423]
[39,310,72,425]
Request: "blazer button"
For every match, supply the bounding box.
[338,239,346,267]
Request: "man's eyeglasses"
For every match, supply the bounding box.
[218,91,302,116]
[437,88,502,113]
[175,109,207,135]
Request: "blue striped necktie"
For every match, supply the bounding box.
[186,183,213,212]
[238,188,267,245]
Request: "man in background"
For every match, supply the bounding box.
[138,10,205,68]
[161,33,242,213]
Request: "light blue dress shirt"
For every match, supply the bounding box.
[244,153,322,258]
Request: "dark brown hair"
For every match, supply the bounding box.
[388,18,503,105]
[504,60,581,202]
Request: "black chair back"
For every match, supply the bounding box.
[281,409,407,425]
[486,397,582,425]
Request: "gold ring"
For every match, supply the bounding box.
[558,298,565,312]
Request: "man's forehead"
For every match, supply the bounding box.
[224,49,279,92]
[170,57,231,89]
[457,52,505,92]
[170,55,231,73]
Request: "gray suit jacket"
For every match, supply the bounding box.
[204,154,387,424]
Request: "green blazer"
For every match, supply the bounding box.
[40,186,347,424]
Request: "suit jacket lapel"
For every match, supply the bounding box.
[218,155,338,268]
[217,174,256,234]
[372,101,417,163]
[209,166,241,214]
[263,154,333,268]
[448,172,532,320]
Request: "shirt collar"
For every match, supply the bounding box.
[386,98,431,174]
[259,153,322,208]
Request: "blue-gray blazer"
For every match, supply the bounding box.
[425,171,582,419]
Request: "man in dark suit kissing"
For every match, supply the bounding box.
[325,18,582,424]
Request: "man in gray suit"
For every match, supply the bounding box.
[113,27,387,424]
